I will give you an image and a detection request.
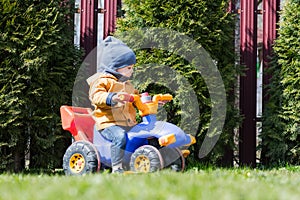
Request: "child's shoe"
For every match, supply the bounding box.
[112,168,124,173]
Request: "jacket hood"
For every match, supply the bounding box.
[97,36,136,73]
[86,73,117,86]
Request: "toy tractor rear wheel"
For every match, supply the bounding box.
[63,141,100,175]
[130,145,164,173]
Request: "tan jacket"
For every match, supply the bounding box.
[87,73,138,130]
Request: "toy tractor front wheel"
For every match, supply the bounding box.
[63,141,100,175]
[130,145,164,173]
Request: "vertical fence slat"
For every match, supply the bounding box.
[262,0,280,104]
[260,0,281,163]
[80,0,98,55]
[239,0,258,167]
[79,0,98,107]
[103,0,117,39]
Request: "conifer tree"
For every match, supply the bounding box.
[0,0,82,171]
[261,0,300,165]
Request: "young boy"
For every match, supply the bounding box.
[87,36,138,173]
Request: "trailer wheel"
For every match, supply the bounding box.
[63,141,99,175]
[159,147,185,172]
[168,148,185,172]
[130,145,164,173]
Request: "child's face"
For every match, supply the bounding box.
[117,64,134,78]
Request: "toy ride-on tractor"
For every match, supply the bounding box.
[60,93,196,175]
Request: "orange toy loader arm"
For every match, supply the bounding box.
[152,94,173,104]
[119,93,173,117]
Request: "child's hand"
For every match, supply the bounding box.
[112,92,132,104]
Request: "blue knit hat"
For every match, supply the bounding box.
[98,36,136,72]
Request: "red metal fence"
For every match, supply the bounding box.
[239,0,280,167]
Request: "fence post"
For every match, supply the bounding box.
[239,0,258,167]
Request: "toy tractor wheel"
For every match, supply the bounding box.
[63,141,100,175]
[159,147,185,172]
[130,145,164,173]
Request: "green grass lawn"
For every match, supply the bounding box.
[1,167,300,200]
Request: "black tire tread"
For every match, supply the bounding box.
[63,141,98,175]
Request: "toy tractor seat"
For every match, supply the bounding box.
[60,106,95,142]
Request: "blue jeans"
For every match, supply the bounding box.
[100,125,130,167]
